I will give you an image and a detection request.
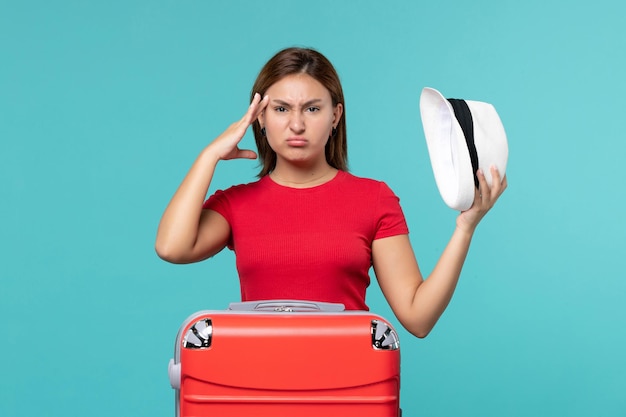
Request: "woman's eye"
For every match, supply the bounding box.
[274,106,287,112]
[306,107,320,112]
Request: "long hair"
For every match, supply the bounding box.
[250,47,348,177]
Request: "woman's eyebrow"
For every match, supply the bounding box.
[271,98,323,107]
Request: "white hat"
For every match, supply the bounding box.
[419,87,508,211]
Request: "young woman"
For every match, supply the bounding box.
[155,47,507,338]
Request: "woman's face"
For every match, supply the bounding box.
[259,73,343,168]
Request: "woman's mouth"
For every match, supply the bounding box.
[286,137,308,147]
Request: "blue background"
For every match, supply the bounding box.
[2,1,625,416]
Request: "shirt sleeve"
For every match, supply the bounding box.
[374,182,409,240]
[203,189,229,218]
[203,190,234,249]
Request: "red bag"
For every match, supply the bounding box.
[168,300,401,417]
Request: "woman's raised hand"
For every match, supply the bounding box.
[456,166,508,233]
[208,93,269,161]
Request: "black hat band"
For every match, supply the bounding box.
[448,99,479,189]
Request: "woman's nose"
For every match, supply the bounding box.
[289,112,305,132]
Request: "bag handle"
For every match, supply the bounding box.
[228,300,345,312]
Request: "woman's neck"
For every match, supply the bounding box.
[269,163,338,188]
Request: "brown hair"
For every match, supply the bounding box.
[250,47,348,177]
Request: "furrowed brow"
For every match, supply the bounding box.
[272,98,323,108]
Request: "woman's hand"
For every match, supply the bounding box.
[155,93,269,263]
[456,166,508,233]
[207,92,269,161]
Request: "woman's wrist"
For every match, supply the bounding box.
[199,144,222,166]
[453,222,476,241]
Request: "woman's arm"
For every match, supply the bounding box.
[155,93,269,263]
[372,166,507,338]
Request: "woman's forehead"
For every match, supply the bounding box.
[266,73,332,103]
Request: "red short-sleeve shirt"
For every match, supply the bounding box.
[203,170,409,310]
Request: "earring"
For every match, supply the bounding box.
[261,127,266,136]
[331,127,337,137]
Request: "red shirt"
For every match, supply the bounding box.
[203,170,409,310]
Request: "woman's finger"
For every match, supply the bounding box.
[501,175,508,194]
[229,94,265,140]
[476,168,489,202]
[239,149,258,159]
[243,93,268,125]
[489,166,502,197]
[252,94,269,120]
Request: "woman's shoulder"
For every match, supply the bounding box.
[219,176,267,192]
[208,177,269,203]
[339,171,397,193]
[340,170,378,183]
